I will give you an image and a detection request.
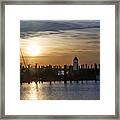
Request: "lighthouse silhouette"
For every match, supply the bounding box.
[73,57,79,71]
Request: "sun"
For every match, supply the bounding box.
[27,43,42,56]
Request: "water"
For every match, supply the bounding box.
[20,81,100,100]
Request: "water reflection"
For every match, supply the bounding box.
[20,81,100,100]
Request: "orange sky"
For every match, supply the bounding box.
[20,21,100,66]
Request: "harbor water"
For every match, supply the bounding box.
[20,81,100,100]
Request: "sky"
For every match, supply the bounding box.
[20,20,100,66]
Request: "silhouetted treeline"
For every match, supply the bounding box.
[20,64,100,84]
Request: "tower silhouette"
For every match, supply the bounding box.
[73,57,79,71]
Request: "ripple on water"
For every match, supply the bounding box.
[20,81,100,100]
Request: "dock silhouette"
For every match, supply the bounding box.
[20,59,100,85]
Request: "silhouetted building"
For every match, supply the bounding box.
[20,56,100,84]
[73,57,79,71]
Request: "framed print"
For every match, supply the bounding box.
[0,0,119,119]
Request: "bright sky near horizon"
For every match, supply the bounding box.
[20,20,100,66]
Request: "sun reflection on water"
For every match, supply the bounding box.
[22,82,48,100]
[20,81,100,100]
[28,82,38,100]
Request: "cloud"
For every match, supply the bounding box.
[20,28,100,42]
[20,20,100,64]
[20,20,100,39]
[20,20,100,32]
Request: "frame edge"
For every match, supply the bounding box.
[1,0,119,119]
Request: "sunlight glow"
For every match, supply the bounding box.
[27,43,42,56]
